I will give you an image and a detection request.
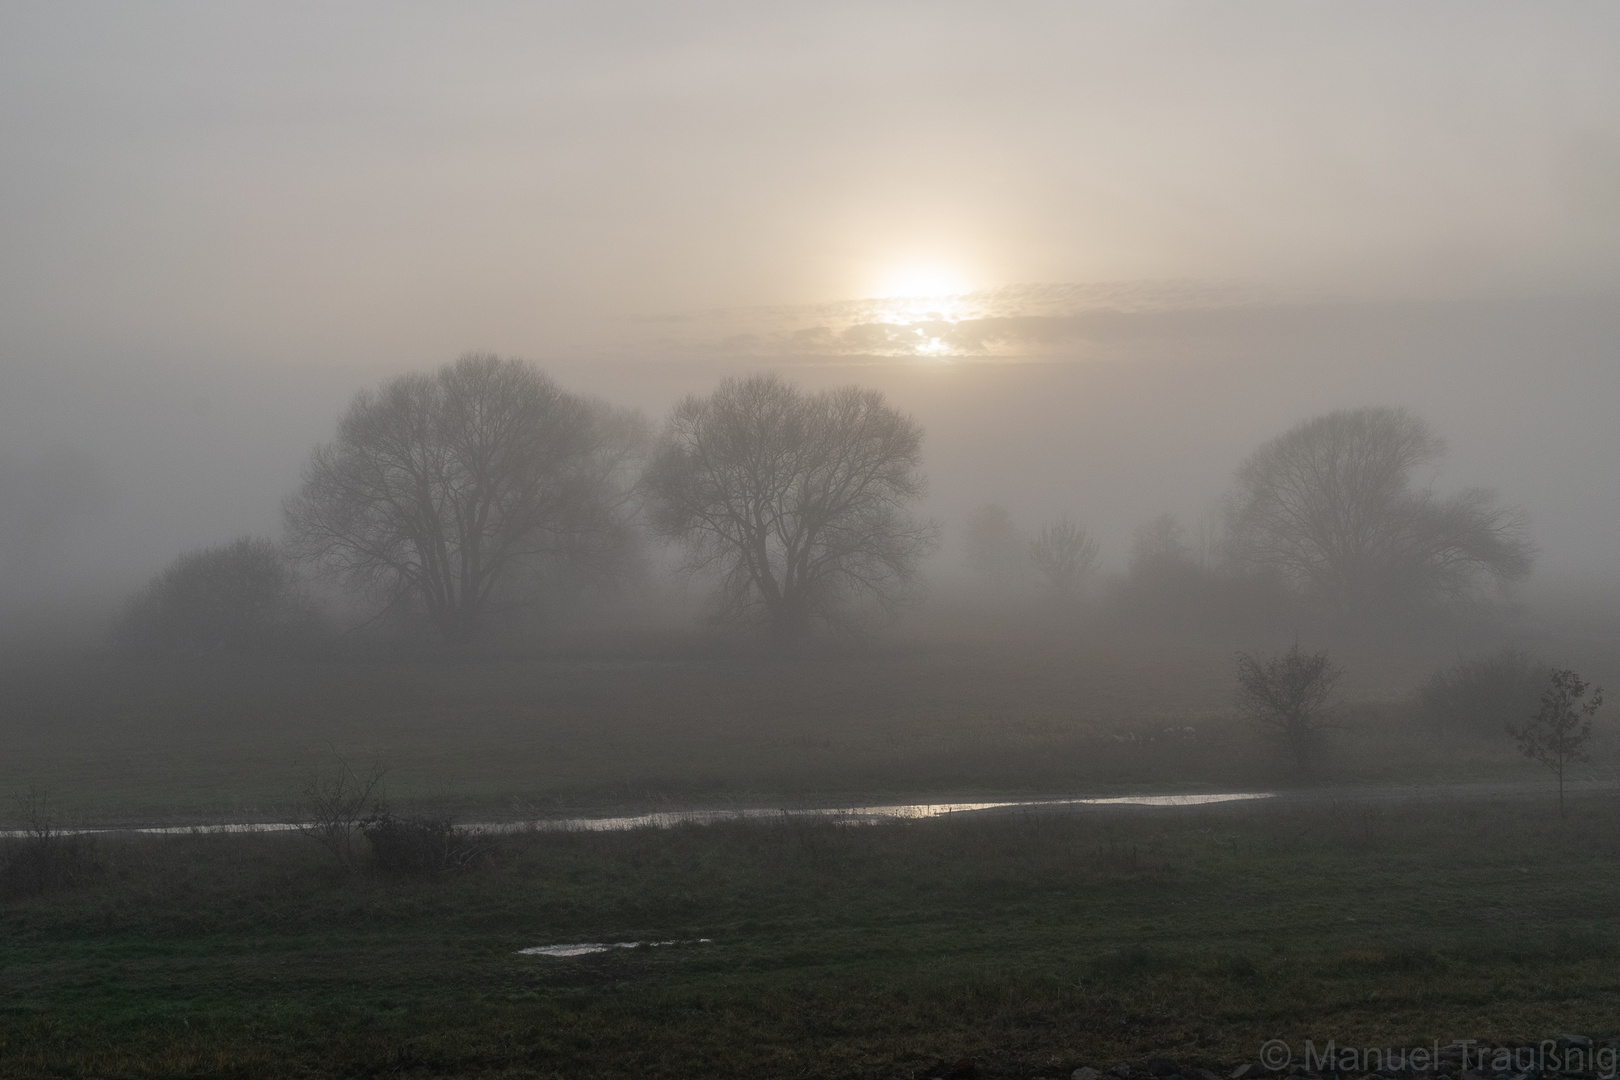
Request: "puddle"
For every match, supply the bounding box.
[519,938,712,957]
[538,792,1275,832]
[0,822,305,839]
[1073,793,1274,807]
[1,792,1275,839]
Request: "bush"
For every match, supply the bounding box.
[1416,647,1551,739]
[0,793,98,901]
[117,536,327,657]
[361,812,494,878]
[297,760,385,875]
[1235,644,1342,774]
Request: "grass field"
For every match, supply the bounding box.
[4,629,1613,1078]
[6,794,1620,1078]
[0,630,1561,822]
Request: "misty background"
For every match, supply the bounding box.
[3,3,1619,641]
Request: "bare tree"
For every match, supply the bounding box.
[285,354,641,640]
[116,536,323,655]
[1225,407,1532,611]
[1236,644,1342,774]
[1509,668,1603,816]
[962,504,1027,592]
[1028,516,1099,600]
[297,760,386,875]
[643,374,936,643]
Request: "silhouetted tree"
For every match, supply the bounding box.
[285,354,641,640]
[1509,668,1603,816]
[643,374,936,643]
[1028,516,1099,600]
[117,537,322,655]
[962,504,1027,592]
[1236,644,1342,774]
[1226,407,1532,611]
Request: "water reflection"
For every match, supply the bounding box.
[539,792,1275,832]
[2,792,1275,838]
[518,938,711,957]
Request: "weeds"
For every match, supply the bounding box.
[0,790,97,900]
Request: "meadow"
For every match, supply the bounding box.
[0,627,1549,823]
[3,627,1609,1078]
[6,795,1620,1078]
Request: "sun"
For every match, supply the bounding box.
[872,262,973,299]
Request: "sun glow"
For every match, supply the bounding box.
[849,260,978,360]
[872,262,973,300]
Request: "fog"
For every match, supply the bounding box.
[11,11,1620,1064]
[3,2,1620,629]
[6,294,1619,630]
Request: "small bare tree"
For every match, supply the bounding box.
[643,374,937,644]
[1028,517,1099,601]
[1509,668,1603,816]
[297,760,386,875]
[0,790,97,899]
[1236,644,1342,774]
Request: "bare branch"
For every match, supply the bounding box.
[284,354,642,640]
[642,374,937,644]
[1226,407,1533,611]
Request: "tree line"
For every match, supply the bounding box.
[117,353,1534,653]
[959,404,1531,623]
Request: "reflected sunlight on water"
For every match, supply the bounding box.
[539,792,1275,832]
[1,792,1276,838]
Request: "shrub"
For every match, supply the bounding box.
[117,536,327,657]
[0,793,98,901]
[362,812,494,878]
[1416,647,1551,739]
[1235,644,1342,775]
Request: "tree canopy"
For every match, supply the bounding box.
[1225,407,1531,611]
[285,354,640,640]
[117,536,320,655]
[643,374,935,642]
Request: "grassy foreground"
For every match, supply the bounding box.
[6,794,1620,1078]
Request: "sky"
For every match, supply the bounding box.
[2,2,1619,613]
